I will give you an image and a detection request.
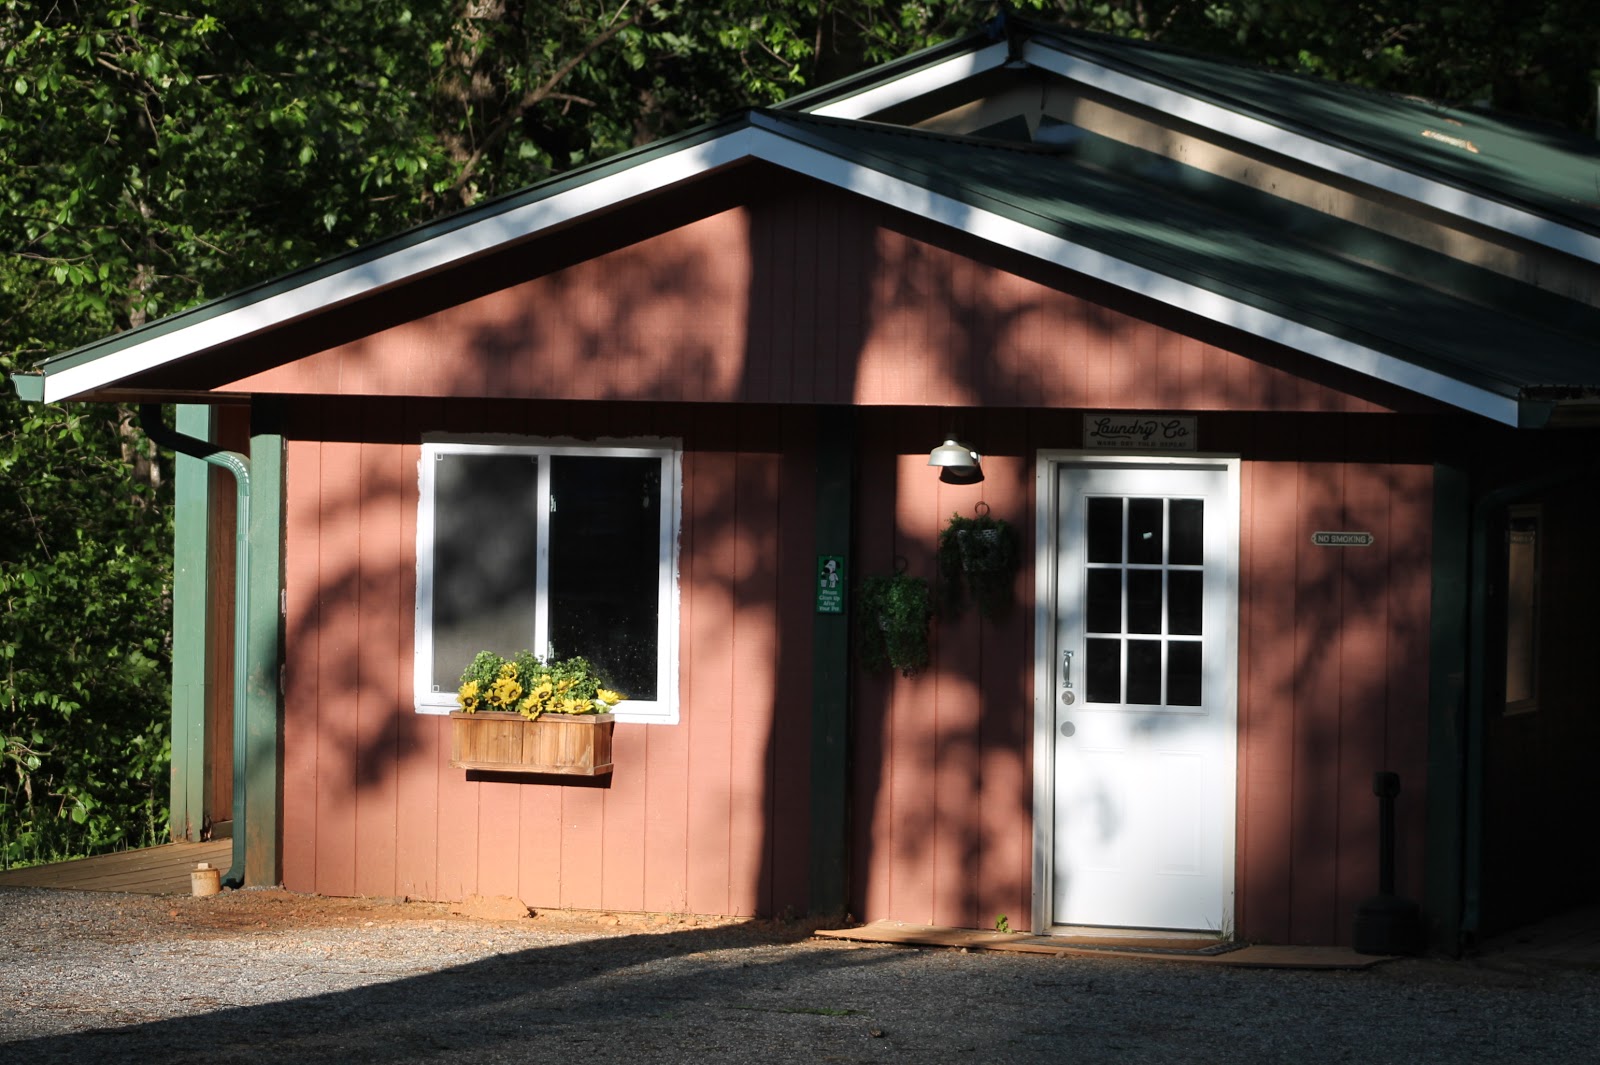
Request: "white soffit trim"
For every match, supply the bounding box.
[804,41,1012,119]
[39,129,765,403]
[742,118,1520,425]
[1022,41,1600,266]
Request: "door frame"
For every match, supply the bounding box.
[1031,451,1242,935]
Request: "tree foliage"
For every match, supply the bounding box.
[3,0,1597,862]
[0,357,170,865]
[1040,0,1600,132]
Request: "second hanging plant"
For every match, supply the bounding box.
[857,570,932,676]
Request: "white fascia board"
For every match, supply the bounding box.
[804,41,1013,119]
[741,119,1521,425]
[39,129,766,403]
[1023,41,1600,266]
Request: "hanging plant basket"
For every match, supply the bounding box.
[937,504,1020,618]
[856,569,932,676]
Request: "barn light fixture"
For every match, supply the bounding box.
[928,437,983,485]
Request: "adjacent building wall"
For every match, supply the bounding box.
[1481,462,1600,933]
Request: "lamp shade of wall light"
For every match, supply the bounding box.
[928,437,983,485]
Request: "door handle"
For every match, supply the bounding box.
[1061,649,1075,705]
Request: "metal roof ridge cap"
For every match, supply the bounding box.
[800,39,1014,119]
[1021,38,1600,261]
[777,30,998,112]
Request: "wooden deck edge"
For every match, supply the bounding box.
[0,841,233,894]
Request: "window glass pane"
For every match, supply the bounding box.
[549,456,661,699]
[1085,638,1120,703]
[1127,570,1162,634]
[1168,571,1203,636]
[1168,641,1202,706]
[1086,570,1122,634]
[1126,639,1161,704]
[1505,512,1538,708]
[431,453,540,691]
[1170,499,1204,565]
[1128,498,1163,564]
[1087,498,1122,564]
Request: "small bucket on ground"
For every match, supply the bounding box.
[191,862,222,897]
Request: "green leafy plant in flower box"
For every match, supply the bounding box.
[456,650,623,719]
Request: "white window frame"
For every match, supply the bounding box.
[414,438,681,724]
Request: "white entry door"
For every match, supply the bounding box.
[1042,459,1237,933]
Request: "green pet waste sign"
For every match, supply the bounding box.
[816,555,846,614]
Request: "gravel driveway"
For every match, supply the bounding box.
[2,886,1594,1064]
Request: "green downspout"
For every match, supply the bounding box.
[140,404,251,889]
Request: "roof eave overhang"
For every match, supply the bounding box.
[16,115,1526,427]
[19,125,770,406]
[1524,393,1600,428]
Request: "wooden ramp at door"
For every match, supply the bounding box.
[815,921,1391,970]
[0,840,233,895]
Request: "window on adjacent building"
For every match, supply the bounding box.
[1503,504,1540,715]
[414,441,680,723]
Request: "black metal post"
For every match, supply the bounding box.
[1353,770,1424,955]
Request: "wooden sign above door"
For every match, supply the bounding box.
[1083,414,1198,451]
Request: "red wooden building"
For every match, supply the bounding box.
[17,17,1600,950]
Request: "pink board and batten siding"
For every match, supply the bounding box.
[846,411,1432,945]
[205,175,1396,417]
[217,174,1433,942]
[280,399,816,916]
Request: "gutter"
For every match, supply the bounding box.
[138,404,252,890]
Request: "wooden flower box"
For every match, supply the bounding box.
[448,711,615,776]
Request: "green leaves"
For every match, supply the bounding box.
[1,342,171,865]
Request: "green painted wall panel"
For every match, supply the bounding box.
[169,405,215,842]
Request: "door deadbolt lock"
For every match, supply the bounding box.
[1061,690,1075,705]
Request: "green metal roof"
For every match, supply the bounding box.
[782,16,1600,241]
[757,110,1600,403]
[1027,21,1600,235]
